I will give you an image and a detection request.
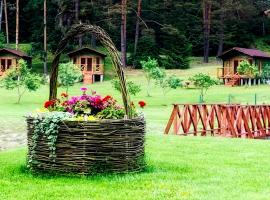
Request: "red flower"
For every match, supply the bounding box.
[138,101,146,108]
[61,93,68,98]
[61,101,68,107]
[102,95,112,102]
[44,100,55,108]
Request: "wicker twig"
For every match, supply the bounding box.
[27,117,146,174]
[49,24,132,118]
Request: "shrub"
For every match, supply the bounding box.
[58,62,83,93]
[237,60,259,78]
[140,57,159,96]
[111,79,141,96]
[0,60,42,103]
[189,73,217,102]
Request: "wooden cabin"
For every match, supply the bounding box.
[217,47,270,86]
[0,48,32,76]
[67,47,106,84]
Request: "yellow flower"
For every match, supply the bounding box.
[35,108,49,113]
[87,116,96,121]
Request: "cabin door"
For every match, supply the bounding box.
[80,57,93,72]
[233,60,239,74]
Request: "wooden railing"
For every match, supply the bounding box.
[80,64,104,74]
[217,67,234,78]
[165,104,270,139]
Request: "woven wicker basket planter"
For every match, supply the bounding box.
[26,117,146,175]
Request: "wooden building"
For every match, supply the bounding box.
[67,47,106,84]
[0,48,32,76]
[217,47,270,86]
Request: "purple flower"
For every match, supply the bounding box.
[80,87,88,91]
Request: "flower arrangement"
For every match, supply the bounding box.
[39,88,145,121]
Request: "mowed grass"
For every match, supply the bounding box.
[1,136,270,200]
[1,61,270,199]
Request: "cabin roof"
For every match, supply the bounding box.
[0,48,32,60]
[218,47,270,59]
[67,47,107,57]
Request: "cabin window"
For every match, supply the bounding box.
[96,57,100,72]
[81,58,86,70]
[1,59,5,71]
[73,57,77,64]
[87,58,92,71]
[7,59,12,70]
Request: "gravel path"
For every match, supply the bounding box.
[0,120,27,151]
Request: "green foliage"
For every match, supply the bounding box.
[97,107,125,119]
[237,60,259,78]
[129,29,160,68]
[151,67,182,96]
[111,79,141,96]
[58,62,83,93]
[261,64,270,80]
[189,73,217,102]
[0,32,6,48]
[0,60,42,103]
[140,57,160,96]
[30,112,72,165]
[160,25,191,69]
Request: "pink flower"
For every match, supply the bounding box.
[80,87,88,91]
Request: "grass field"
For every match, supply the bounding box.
[1,60,270,199]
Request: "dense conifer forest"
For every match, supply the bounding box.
[1,0,270,69]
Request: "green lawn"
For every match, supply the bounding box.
[1,62,270,199]
[1,136,270,200]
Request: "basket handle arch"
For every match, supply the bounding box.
[49,24,132,118]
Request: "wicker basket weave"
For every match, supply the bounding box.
[26,117,146,174]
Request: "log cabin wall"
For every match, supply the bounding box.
[0,54,20,76]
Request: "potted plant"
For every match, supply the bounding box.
[27,24,146,175]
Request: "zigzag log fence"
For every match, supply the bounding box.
[164,104,270,139]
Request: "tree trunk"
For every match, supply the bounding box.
[133,0,142,58]
[91,33,96,48]
[15,0,19,50]
[121,0,127,67]
[3,0,8,45]
[75,0,82,47]
[217,0,224,57]
[203,0,211,63]
[44,0,47,75]
[0,0,3,32]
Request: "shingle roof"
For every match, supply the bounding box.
[0,48,32,59]
[67,47,107,57]
[218,47,270,59]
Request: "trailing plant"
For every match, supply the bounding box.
[0,60,42,103]
[111,79,141,96]
[58,62,83,94]
[189,73,218,102]
[29,112,72,166]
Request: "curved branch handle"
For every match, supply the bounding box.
[49,24,132,118]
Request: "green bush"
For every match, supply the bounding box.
[111,79,141,96]
[0,60,42,103]
[58,62,83,94]
[237,60,259,78]
[189,73,217,102]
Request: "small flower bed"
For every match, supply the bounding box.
[27,88,146,174]
[39,88,145,121]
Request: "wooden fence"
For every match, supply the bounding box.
[164,104,270,139]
